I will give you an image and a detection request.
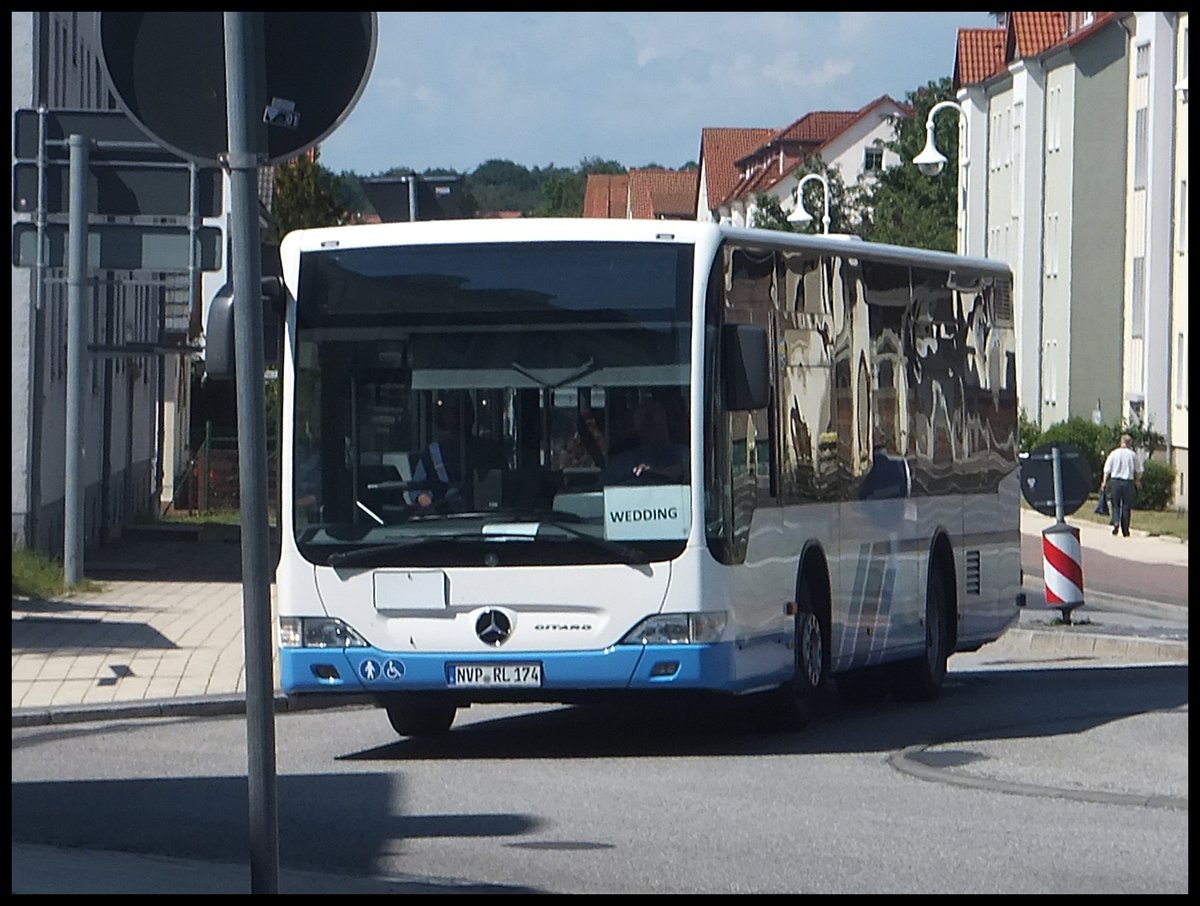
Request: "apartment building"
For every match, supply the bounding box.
[953,11,1188,507]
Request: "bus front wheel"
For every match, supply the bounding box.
[384,696,457,737]
[753,573,827,731]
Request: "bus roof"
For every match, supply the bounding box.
[280,218,1011,281]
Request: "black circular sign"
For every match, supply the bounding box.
[1019,442,1092,517]
[98,12,376,166]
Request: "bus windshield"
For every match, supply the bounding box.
[290,240,694,567]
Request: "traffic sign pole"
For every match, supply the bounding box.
[1052,445,1065,524]
[95,12,376,892]
[63,134,89,587]
[224,12,279,895]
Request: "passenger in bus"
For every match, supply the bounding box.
[560,404,607,470]
[604,397,688,484]
[409,394,504,512]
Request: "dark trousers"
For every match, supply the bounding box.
[1108,478,1136,535]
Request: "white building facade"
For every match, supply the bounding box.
[953,11,1187,507]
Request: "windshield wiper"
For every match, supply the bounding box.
[531,518,650,565]
[325,533,483,568]
[470,509,651,566]
[323,512,650,568]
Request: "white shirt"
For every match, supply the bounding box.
[1103,447,1141,481]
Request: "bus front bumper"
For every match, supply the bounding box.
[279,640,786,698]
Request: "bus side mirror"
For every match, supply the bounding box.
[262,275,285,314]
[204,276,286,381]
[205,289,236,380]
[723,322,770,411]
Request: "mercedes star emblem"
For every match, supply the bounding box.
[475,609,512,646]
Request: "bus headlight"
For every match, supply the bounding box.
[620,611,728,645]
[279,617,368,649]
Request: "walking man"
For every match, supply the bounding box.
[1100,434,1144,537]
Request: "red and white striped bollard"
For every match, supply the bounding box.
[1042,521,1084,623]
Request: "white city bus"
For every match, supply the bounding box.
[272,218,1022,736]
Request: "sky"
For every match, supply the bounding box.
[317,12,999,177]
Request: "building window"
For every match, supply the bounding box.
[1176,332,1188,407]
[1179,179,1188,254]
[1183,25,1189,87]
[863,144,883,173]
[1044,339,1058,406]
[1045,212,1060,277]
[989,113,998,172]
[1133,107,1148,190]
[1131,256,1146,338]
[1011,103,1022,212]
[1002,105,1011,167]
[1050,86,1064,152]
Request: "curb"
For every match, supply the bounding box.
[1019,581,1188,625]
[12,692,375,729]
[982,628,1188,663]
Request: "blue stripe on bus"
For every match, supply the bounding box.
[279,640,790,696]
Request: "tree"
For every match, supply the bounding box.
[856,77,959,251]
[268,150,352,243]
[468,159,543,214]
[532,171,586,217]
[334,171,368,217]
[578,156,625,176]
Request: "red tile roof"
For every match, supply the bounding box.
[771,110,859,146]
[628,168,698,219]
[955,12,1119,90]
[718,96,910,206]
[954,27,1007,89]
[1008,11,1065,60]
[582,173,630,218]
[583,170,698,220]
[698,127,775,213]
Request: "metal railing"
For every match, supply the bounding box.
[168,420,278,515]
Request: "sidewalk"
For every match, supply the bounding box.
[11,513,1188,728]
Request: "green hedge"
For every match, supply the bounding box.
[1136,459,1176,510]
[1019,412,1173,506]
[1037,417,1110,490]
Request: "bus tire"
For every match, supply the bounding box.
[384,697,457,737]
[891,555,950,701]
[754,571,828,731]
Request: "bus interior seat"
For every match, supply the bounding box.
[381,451,415,483]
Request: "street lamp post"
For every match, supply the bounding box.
[913,99,967,176]
[912,99,969,256]
[787,172,830,234]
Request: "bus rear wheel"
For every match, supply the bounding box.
[384,697,457,737]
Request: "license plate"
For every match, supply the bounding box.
[449,663,542,688]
